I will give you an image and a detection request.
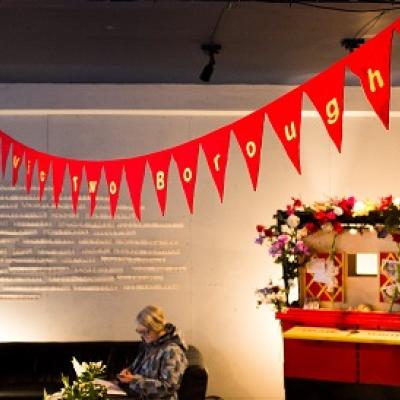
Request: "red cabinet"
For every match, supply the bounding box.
[277,309,400,386]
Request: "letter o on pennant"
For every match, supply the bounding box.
[245,141,257,158]
[109,181,117,195]
[183,167,192,183]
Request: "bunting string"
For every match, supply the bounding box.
[1,18,400,218]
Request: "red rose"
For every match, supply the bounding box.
[256,225,265,233]
[379,195,393,211]
[305,222,318,234]
[264,228,274,238]
[315,211,327,221]
[333,221,343,234]
[326,211,337,221]
[338,197,355,215]
[292,197,303,209]
[392,232,400,243]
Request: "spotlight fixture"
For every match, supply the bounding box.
[341,37,365,53]
[199,43,222,82]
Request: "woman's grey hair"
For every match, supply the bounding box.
[136,305,166,333]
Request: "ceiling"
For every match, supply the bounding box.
[0,1,400,85]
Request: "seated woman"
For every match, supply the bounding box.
[118,305,188,400]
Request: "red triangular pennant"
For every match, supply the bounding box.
[348,26,394,129]
[147,150,172,216]
[37,152,51,201]
[52,157,66,208]
[267,88,303,174]
[304,63,345,152]
[11,141,24,186]
[232,107,267,190]
[125,157,146,221]
[1,132,11,178]
[201,126,231,202]
[172,140,200,213]
[104,160,123,218]
[85,161,103,216]
[24,148,37,194]
[68,160,83,214]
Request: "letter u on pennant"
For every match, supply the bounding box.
[284,121,297,141]
[267,88,303,174]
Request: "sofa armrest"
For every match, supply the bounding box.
[178,345,208,400]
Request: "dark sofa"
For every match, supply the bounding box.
[0,342,208,400]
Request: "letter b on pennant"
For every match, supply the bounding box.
[156,171,165,190]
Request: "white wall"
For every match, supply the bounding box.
[0,83,399,400]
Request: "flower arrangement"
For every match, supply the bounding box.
[256,195,400,307]
[256,212,310,283]
[44,358,107,400]
[255,280,287,312]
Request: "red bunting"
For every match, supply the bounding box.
[24,148,37,194]
[37,153,51,201]
[232,107,267,190]
[304,63,345,152]
[172,140,200,213]
[104,160,123,218]
[267,88,303,174]
[11,141,24,186]
[125,157,146,220]
[52,157,66,207]
[1,132,11,178]
[147,150,172,216]
[68,160,83,214]
[347,26,394,129]
[201,126,231,202]
[85,161,103,216]
[0,18,395,217]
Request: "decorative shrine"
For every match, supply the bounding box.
[256,196,400,400]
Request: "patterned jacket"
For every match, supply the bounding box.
[127,323,188,400]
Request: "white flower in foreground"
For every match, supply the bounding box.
[353,200,367,216]
[72,357,84,377]
[332,206,343,216]
[280,224,291,233]
[287,214,300,228]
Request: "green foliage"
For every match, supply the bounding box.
[44,358,108,400]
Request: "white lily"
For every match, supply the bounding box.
[72,357,85,377]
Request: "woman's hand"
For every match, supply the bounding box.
[117,369,140,383]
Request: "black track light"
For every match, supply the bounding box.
[199,43,221,82]
[341,37,365,53]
